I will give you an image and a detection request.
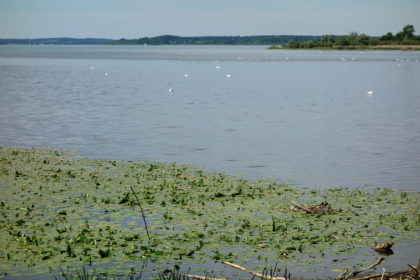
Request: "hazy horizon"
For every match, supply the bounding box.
[1,0,420,39]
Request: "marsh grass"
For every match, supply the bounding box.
[54,265,216,280]
[54,266,142,280]
[53,264,288,280]
[158,268,187,280]
[258,262,292,280]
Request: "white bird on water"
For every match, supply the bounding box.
[226,74,232,78]
[168,88,174,93]
[215,66,221,69]
[367,90,374,95]
[184,74,189,77]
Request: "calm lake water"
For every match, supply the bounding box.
[1,45,420,191]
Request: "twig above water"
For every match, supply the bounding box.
[129,185,150,240]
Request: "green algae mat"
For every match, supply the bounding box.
[0,147,419,278]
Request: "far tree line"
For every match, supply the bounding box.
[282,25,419,49]
[1,25,418,47]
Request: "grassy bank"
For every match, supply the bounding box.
[0,147,419,279]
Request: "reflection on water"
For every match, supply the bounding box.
[1,45,420,191]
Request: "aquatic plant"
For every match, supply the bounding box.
[0,147,419,278]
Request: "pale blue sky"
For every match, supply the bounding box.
[1,0,419,39]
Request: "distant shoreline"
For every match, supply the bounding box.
[0,35,320,46]
[2,26,419,48]
[2,43,420,51]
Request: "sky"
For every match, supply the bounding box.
[1,0,420,39]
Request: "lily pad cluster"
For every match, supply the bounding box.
[0,147,419,277]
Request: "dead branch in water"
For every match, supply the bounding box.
[291,201,340,214]
[222,261,287,280]
[336,258,420,280]
[180,274,226,280]
[291,201,312,213]
[336,257,384,279]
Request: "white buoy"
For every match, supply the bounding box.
[367,90,374,95]
[168,88,174,92]
[226,74,232,78]
[104,72,108,76]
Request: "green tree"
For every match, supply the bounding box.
[403,25,415,38]
[396,24,416,41]
[286,40,302,48]
[302,40,316,48]
[337,36,350,46]
[320,35,335,43]
[318,35,333,47]
[380,32,394,41]
[369,38,380,45]
[348,32,359,42]
[356,34,370,45]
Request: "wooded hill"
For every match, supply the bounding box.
[0,38,112,45]
[0,35,319,45]
[110,35,320,45]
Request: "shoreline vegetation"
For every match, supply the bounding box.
[0,147,419,279]
[269,25,420,51]
[269,44,420,51]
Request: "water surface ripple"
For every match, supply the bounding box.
[1,45,420,191]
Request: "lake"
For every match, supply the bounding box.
[1,45,420,191]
